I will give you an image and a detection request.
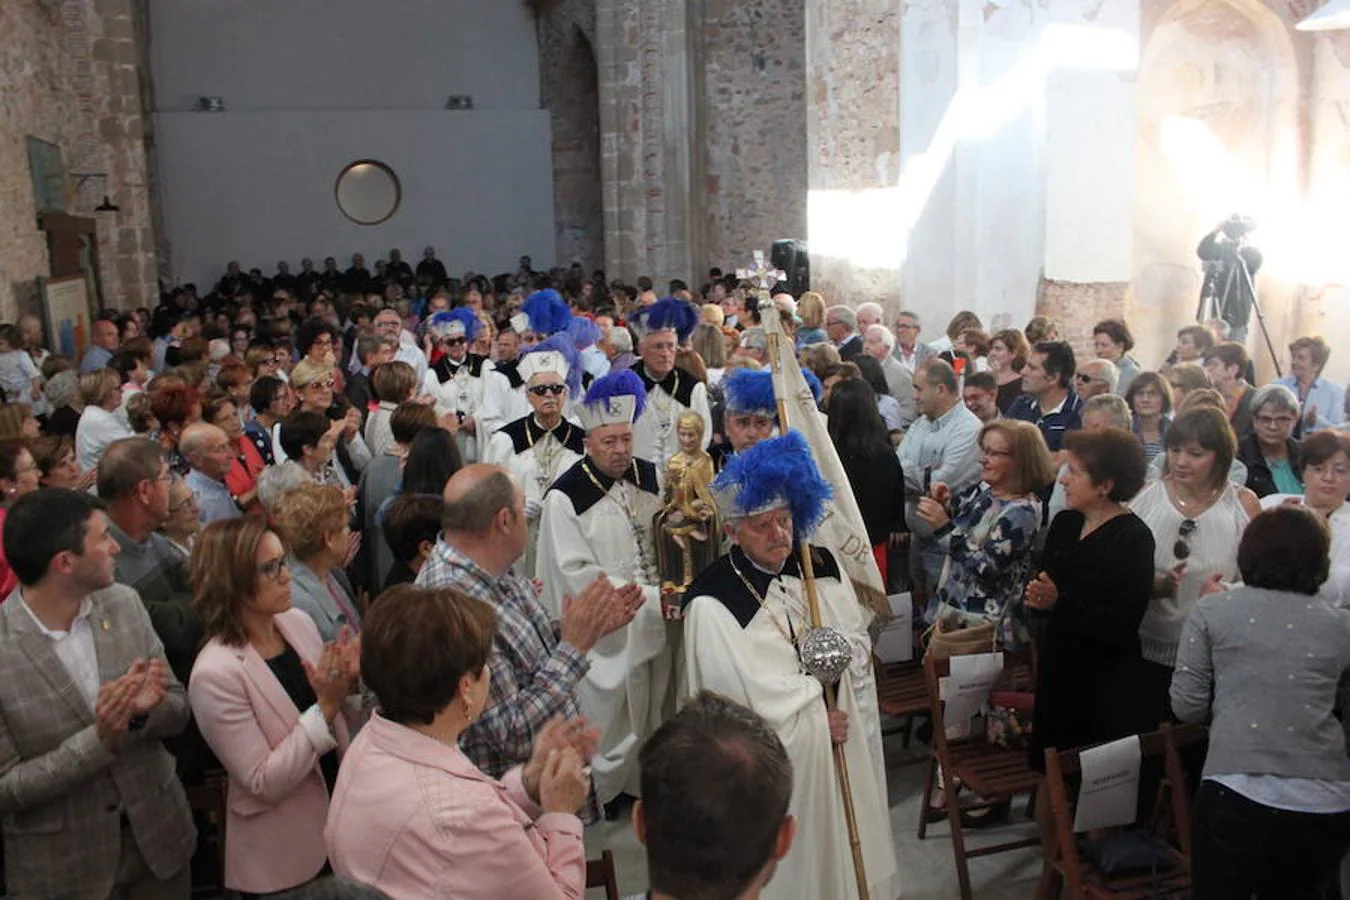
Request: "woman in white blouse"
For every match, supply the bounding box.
[1260,429,1350,608]
[75,368,132,470]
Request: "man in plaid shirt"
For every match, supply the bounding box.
[417,463,641,778]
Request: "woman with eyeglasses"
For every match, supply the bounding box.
[160,475,201,558]
[1259,429,1350,608]
[246,344,285,384]
[188,516,360,896]
[290,359,370,487]
[204,394,265,515]
[1130,406,1261,726]
[1237,383,1303,498]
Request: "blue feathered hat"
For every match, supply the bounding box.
[517,334,583,397]
[711,429,832,538]
[724,368,778,418]
[426,308,480,342]
[630,297,697,342]
[511,289,571,337]
[579,368,647,431]
[566,316,602,351]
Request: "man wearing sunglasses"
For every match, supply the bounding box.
[423,309,494,465]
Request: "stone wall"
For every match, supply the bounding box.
[697,0,808,274]
[0,0,157,321]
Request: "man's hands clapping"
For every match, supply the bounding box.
[559,575,644,654]
[96,658,171,748]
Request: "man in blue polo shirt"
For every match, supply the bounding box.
[1006,340,1082,452]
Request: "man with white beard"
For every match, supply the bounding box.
[681,431,899,900]
[535,369,671,810]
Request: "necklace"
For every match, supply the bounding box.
[1167,477,1221,515]
[528,418,570,491]
[647,370,679,464]
[580,459,656,584]
[729,554,805,669]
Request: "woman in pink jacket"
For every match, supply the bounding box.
[188,517,361,896]
[326,584,592,899]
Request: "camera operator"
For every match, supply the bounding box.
[1197,215,1263,342]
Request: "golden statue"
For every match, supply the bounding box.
[654,411,719,617]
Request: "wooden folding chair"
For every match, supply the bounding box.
[920,652,1041,900]
[875,658,930,762]
[585,849,620,900]
[1035,722,1207,900]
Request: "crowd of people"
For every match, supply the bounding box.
[0,247,1346,900]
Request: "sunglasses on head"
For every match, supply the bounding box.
[1173,518,1197,560]
[528,384,566,397]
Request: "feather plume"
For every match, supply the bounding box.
[521,289,572,336]
[802,369,823,404]
[566,316,602,350]
[632,297,698,341]
[583,368,647,421]
[723,368,778,416]
[427,308,480,341]
[713,429,832,538]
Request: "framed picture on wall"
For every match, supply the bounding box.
[39,275,92,360]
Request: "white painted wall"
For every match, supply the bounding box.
[149,0,551,288]
[155,111,555,288]
[148,0,540,112]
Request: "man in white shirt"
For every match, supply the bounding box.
[373,307,427,385]
[0,488,195,899]
[896,359,983,606]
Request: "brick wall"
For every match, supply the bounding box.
[0,0,157,321]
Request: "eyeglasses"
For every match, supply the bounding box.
[256,557,289,581]
[260,358,279,367]
[1254,414,1295,428]
[1173,518,1197,560]
[528,384,567,397]
[304,378,336,390]
[442,337,467,346]
[1074,373,1099,385]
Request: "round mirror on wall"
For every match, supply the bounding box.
[334,160,401,225]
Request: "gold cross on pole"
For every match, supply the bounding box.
[736,250,786,300]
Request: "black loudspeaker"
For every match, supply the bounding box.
[770,239,810,296]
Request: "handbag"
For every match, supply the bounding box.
[924,615,997,661]
[1081,831,1175,877]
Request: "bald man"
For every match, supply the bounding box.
[181,422,241,524]
[416,463,641,780]
[80,318,120,372]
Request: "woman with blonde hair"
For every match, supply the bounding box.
[273,483,363,641]
[290,358,369,485]
[75,368,132,469]
[0,403,39,441]
[1163,361,1211,409]
[188,517,360,895]
[796,291,828,347]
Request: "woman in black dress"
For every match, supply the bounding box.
[1026,427,1155,770]
[826,378,906,583]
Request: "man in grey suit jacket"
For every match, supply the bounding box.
[0,489,195,899]
[891,309,936,373]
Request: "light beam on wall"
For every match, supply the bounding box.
[808,23,1139,272]
[1297,0,1350,31]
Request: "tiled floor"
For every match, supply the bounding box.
[583,725,1046,899]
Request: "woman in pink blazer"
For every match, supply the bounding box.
[188,517,361,896]
[326,584,593,899]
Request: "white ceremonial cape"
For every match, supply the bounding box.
[536,456,673,803]
[484,416,585,576]
[475,364,530,461]
[421,352,494,464]
[631,362,714,471]
[682,546,899,900]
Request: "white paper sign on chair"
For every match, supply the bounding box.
[1073,735,1143,833]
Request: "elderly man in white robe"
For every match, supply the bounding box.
[629,298,713,470]
[421,308,494,464]
[682,430,899,900]
[476,288,572,458]
[536,368,672,809]
[484,335,586,575]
